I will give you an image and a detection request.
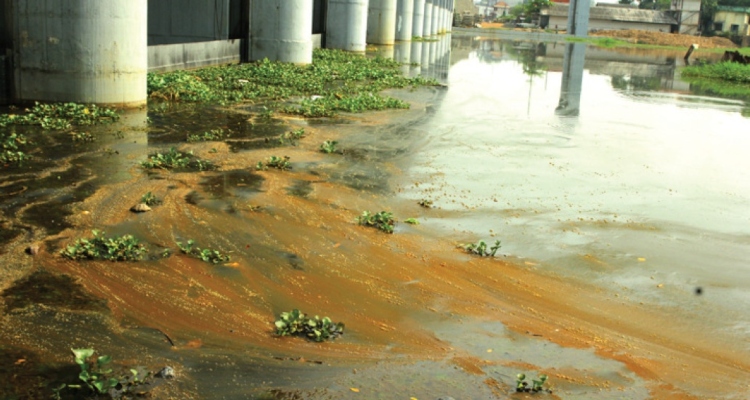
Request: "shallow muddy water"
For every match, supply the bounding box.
[1,33,749,399]
[394,34,750,348]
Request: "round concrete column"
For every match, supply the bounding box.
[367,0,398,45]
[251,0,313,64]
[395,0,414,41]
[412,0,425,38]
[13,0,147,107]
[430,0,440,35]
[422,0,433,37]
[326,0,368,52]
[435,0,444,33]
[446,0,454,32]
[440,0,449,33]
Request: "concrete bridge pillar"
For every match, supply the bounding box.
[423,0,433,37]
[367,0,398,45]
[326,0,368,52]
[412,0,425,38]
[395,0,414,41]
[12,0,147,107]
[436,0,445,33]
[251,0,313,64]
[446,0,456,32]
[567,0,591,37]
[430,0,440,35]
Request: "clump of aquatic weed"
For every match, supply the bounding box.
[278,128,306,145]
[0,102,119,131]
[274,309,345,342]
[0,132,30,166]
[146,49,437,116]
[140,192,162,206]
[357,211,395,233]
[177,239,230,264]
[256,155,292,171]
[459,240,501,257]
[187,128,227,142]
[141,147,215,171]
[516,373,552,394]
[319,140,339,154]
[61,230,147,261]
[51,348,157,400]
[417,199,433,208]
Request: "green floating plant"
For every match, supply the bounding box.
[319,140,339,154]
[356,210,395,233]
[61,230,147,262]
[516,373,550,393]
[459,240,501,257]
[274,309,345,342]
[177,239,230,264]
[256,155,291,171]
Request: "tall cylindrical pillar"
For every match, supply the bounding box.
[251,0,313,64]
[326,0,368,52]
[395,0,414,41]
[412,0,425,38]
[13,0,147,107]
[443,0,451,32]
[430,0,440,36]
[447,0,454,32]
[367,0,398,45]
[435,0,444,34]
[422,0,433,37]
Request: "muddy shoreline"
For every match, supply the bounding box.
[2,85,750,399]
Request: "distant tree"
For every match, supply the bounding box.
[701,0,719,33]
[619,0,635,4]
[524,0,552,16]
[509,3,525,19]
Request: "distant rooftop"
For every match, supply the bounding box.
[715,5,750,13]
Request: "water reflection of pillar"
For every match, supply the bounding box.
[410,41,423,77]
[394,40,412,75]
[428,37,438,72]
[433,34,451,83]
[556,42,586,117]
[421,36,432,76]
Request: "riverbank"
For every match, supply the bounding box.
[1,40,749,399]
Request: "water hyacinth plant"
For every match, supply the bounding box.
[177,239,230,264]
[141,147,214,171]
[256,155,292,171]
[274,309,345,342]
[146,49,437,115]
[459,240,501,257]
[356,211,395,233]
[60,230,147,262]
[319,140,339,154]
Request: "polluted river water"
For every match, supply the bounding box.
[0,32,749,399]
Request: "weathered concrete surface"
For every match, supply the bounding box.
[12,0,148,107]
